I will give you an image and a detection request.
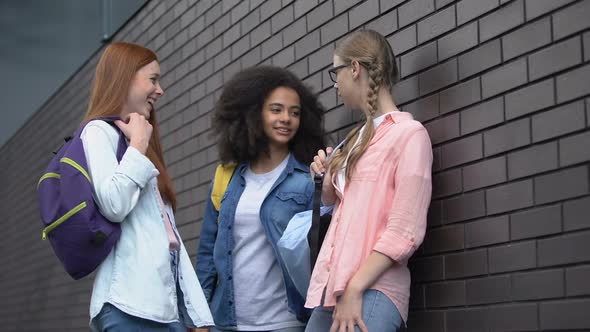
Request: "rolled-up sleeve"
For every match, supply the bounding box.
[81,121,158,223]
[373,128,433,263]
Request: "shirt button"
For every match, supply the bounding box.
[228,301,233,306]
[186,301,190,305]
[228,250,232,255]
[228,275,233,280]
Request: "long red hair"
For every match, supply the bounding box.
[83,42,176,211]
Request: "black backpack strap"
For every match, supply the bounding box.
[308,173,324,271]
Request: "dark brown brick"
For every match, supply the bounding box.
[427,199,443,227]
[425,280,466,308]
[552,0,590,39]
[540,299,590,330]
[260,0,282,22]
[403,93,439,122]
[398,0,435,28]
[432,168,462,198]
[445,249,488,279]
[488,304,539,331]
[445,307,489,332]
[441,133,483,169]
[294,30,319,60]
[417,5,455,43]
[388,25,417,55]
[465,215,509,248]
[539,230,590,267]
[505,78,555,120]
[512,269,564,301]
[349,0,379,30]
[366,7,397,36]
[481,58,528,99]
[423,224,465,253]
[419,58,458,95]
[566,265,590,296]
[308,43,334,73]
[466,275,511,305]
[489,240,537,273]
[462,156,506,191]
[306,0,332,31]
[283,16,307,45]
[511,204,562,240]
[401,41,437,78]
[525,0,577,20]
[294,0,318,18]
[533,100,585,143]
[437,22,478,61]
[563,196,590,231]
[393,75,420,105]
[502,17,551,60]
[409,284,425,309]
[458,39,502,79]
[334,0,363,15]
[457,0,499,25]
[439,77,481,115]
[320,14,348,45]
[443,190,486,223]
[460,97,504,135]
[529,36,583,81]
[407,311,445,332]
[425,113,460,145]
[535,166,589,204]
[486,179,534,214]
[483,118,530,157]
[479,0,524,42]
[507,142,558,179]
[410,255,444,282]
[556,63,590,103]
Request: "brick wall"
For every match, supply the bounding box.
[1,0,588,330]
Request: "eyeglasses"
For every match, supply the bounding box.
[328,64,349,83]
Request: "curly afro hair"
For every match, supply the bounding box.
[213,65,326,165]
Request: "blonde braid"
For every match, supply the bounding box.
[367,62,383,116]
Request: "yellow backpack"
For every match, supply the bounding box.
[211,163,237,212]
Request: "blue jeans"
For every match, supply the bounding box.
[304,290,403,332]
[211,327,304,332]
[92,303,186,331]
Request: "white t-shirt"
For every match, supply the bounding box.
[232,154,304,331]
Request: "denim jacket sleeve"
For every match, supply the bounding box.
[81,120,158,223]
[195,184,219,302]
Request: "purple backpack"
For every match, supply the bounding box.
[37,117,127,279]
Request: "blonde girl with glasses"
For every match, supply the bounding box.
[306,30,433,332]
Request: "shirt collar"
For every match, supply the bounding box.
[383,111,413,124]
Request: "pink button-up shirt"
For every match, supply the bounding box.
[305,112,433,323]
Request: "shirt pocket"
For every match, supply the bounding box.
[350,148,386,182]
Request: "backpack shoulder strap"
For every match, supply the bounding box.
[211,163,237,212]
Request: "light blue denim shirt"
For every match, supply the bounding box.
[81,120,213,330]
[196,155,314,329]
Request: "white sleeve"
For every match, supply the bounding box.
[81,121,159,223]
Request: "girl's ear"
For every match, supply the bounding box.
[350,60,363,80]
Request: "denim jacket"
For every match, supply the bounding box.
[196,154,314,328]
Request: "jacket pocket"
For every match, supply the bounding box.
[270,192,309,230]
[276,192,308,205]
